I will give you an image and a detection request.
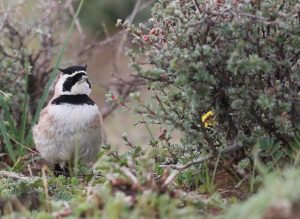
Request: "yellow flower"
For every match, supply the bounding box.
[201,110,216,128]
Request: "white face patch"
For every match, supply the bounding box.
[70,79,91,95]
[55,72,91,95]
[66,70,87,77]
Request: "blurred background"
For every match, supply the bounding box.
[74,0,157,148]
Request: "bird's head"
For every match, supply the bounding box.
[55,65,91,96]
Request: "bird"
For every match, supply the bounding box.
[33,65,106,176]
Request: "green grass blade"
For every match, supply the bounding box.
[0,95,17,138]
[0,114,16,163]
[25,0,85,144]
[19,50,30,145]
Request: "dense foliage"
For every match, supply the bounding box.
[127,0,300,168]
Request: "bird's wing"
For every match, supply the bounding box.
[33,106,56,139]
[89,112,107,144]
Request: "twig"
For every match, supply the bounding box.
[162,170,179,187]
[210,10,276,25]
[7,133,41,156]
[160,143,244,170]
[42,165,51,212]
[65,0,85,41]
[76,30,126,59]
[235,174,249,189]
[120,167,139,186]
[108,0,144,106]
[102,76,145,118]
[95,1,154,119]
[115,0,142,65]
[52,208,72,218]
[192,0,201,14]
[27,164,33,177]
[0,170,36,180]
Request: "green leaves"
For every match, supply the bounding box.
[127,0,300,170]
[258,137,284,163]
[256,94,276,110]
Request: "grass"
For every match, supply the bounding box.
[0,111,16,163]
[0,146,201,218]
[1,142,300,218]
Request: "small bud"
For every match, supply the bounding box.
[122,132,128,141]
[111,95,117,101]
[160,30,166,35]
[142,35,150,42]
[4,121,10,127]
[150,28,159,36]
[1,91,12,102]
[158,129,167,140]
[105,91,113,102]
[280,112,290,123]
[116,19,123,27]
[129,91,141,100]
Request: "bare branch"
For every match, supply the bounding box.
[115,0,142,66]
[0,171,37,180]
[160,143,244,170]
[65,0,85,41]
[162,170,179,187]
[101,76,145,118]
[120,167,139,186]
[191,0,201,14]
[76,30,126,60]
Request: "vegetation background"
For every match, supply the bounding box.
[0,0,300,218]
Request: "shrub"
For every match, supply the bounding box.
[126,0,300,169]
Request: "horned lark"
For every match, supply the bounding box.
[33,65,105,175]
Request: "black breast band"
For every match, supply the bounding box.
[51,94,95,105]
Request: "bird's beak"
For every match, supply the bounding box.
[80,75,88,81]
